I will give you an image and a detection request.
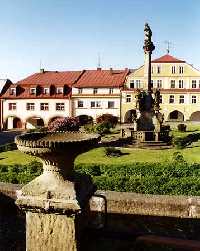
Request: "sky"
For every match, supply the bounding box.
[0,0,199,82]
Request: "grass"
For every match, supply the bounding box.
[1,142,200,166]
[1,125,200,166]
[75,142,200,165]
[0,150,39,165]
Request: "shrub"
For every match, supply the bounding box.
[104,147,123,157]
[0,143,17,153]
[48,117,80,132]
[74,161,200,196]
[161,125,170,131]
[177,123,187,132]
[173,133,200,149]
[77,115,93,126]
[96,114,118,128]
[95,122,112,135]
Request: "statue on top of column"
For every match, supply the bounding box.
[143,23,155,52]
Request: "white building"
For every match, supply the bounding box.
[72,68,129,120]
[1,68,129,130]
[1,70,83,129]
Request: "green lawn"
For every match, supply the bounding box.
[1,141,200,166]
[75,143,200,164]
[0,150,39,165]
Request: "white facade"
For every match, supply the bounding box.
[72,87,121,119]
[3,99,70,129]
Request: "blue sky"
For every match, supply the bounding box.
[0,0,199,81]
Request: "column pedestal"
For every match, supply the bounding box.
[26,211,80,251]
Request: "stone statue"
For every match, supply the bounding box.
[144,23,152,45]
[143,23,155,52]
[154,89,161,111]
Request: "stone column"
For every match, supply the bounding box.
[15,132,100,251]
[7,116,14,129]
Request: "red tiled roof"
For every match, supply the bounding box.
[17,70,83,87]
[2,71,83,99]
[2,69,129,99]
[74,69,129,88]
[152,54,185,63]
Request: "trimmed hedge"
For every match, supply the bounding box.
[75,160,200,196]
[0,142,17,153]
[173,133,200,149]
[0,161,42,184]
[1,157,200,196]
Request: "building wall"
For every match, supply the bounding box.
[122,61,200,122]
[3,99,70,129]
[72,87,121,120]
[72,96,120,119]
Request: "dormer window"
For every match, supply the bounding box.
[43,87,49,94]
[30,88,36,95]
[56,87,63,94]
[93,88,98,94]
[10,88,16,95]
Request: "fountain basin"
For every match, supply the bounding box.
[15,132,101,212]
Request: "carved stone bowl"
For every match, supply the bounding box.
[15,132,101,212]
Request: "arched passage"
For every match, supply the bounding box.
[190,111,200,121]
[168,110,184,122]
[26,116,44,129]
[6,116,22,130]
[124,109,136,123]
[76,115,93,125]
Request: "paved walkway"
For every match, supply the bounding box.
[0,131,23,145]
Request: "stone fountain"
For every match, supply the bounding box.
[15,131,100,251]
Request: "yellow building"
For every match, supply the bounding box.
[122,54,200,123]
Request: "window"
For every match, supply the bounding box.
[10,88,16,95]
[109,88,114,94]
[169,95,174,104]
[157,66,161,74]
[56,103,65,111]
[8,103,16,110]
[126,94,131,102]
[135,80,140,88]
[151,80,153,87]
[192,96,197,104]
[179,66,184,74]
[91,101,101,108]
[108,101,115,108]
[77,100,84,108]
[40,103,49,111]
[93,88,98,94]
[192,80,197,88]
[179,95,184,104]
[170,80,175,88]
[30,88,36,95]
[179,80,184,88]
[157,80,162,88]
[43,88,49,94]
[151,66,154,74]
[160,95,162,104]
[130,81,134,88]
[78,88,83,94]
[56,87,63,94]
[26,103,35,111]
[172,66,176,74]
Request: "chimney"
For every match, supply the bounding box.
[110,68,113,74]
[97,67,101,71]
[40,68,45,73]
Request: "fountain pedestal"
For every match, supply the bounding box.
[15,132,100,251]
